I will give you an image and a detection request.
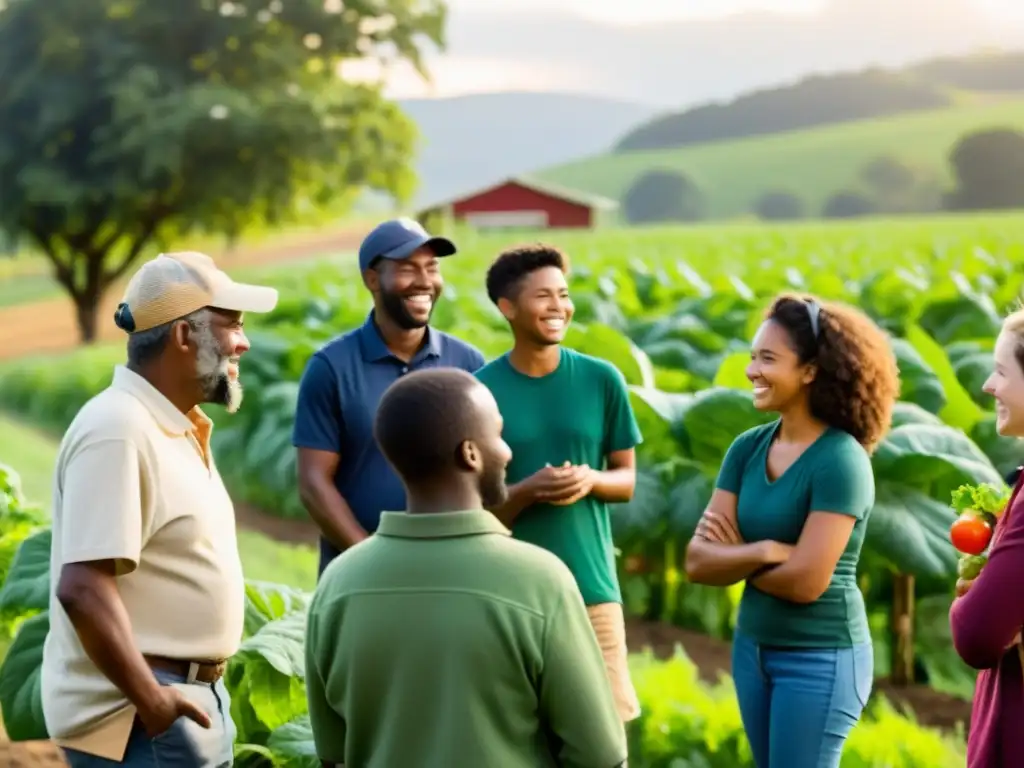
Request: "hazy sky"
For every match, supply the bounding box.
[342,0,1024,104]
[461,0,1024,24]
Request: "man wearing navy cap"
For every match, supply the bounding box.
[292,219,486,576]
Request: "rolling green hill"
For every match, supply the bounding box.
[535,98,1024,220]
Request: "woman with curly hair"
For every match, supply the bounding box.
[949,308,1024,768]
[684,293,899,768]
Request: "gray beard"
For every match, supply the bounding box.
[194,323,243,413]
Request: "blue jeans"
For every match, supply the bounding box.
[63,668,236,767]
[731,632,873,768]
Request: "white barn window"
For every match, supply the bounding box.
[463,210,549,229]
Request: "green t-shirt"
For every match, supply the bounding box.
[716,420,875,648]
[475,348,643,606]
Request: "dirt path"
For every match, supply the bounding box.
[0,226,369,362]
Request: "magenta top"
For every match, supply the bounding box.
[949,475,1024,767]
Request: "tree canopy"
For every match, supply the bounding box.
[944,128,1024,212]
[0,0,446,340]
[622,169,707,225]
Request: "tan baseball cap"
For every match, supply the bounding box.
[113,251,279,334]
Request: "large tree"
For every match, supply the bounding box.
[0,0,445,341]
[944,127,1024,213]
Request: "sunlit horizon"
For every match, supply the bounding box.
[343,0,1024,102]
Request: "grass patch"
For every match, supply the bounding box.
[0,412,317,590]
[0,414,59,509]
[537,98,1024,218]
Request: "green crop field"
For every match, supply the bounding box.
[5,213,1019,765]
[535,98,1024,218]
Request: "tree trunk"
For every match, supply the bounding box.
[72,280,104,344]
[890,572,916,686]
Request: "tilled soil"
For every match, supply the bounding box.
[0,226,369,362]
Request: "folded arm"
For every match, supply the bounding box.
[749,511,856,603]
[750,442,871,603]
[684,489,790,586]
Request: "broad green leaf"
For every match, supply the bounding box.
[652,366,692,393]
[918,292,1002,345]
[865,484,958,579]
[0,610,49,740]
[873,423,1005,498]
[0,529,51,613]
[712,352,752,391]
[682,292,754,340]
[889,337,945,415]
[889,402,945,429]
[970,415,1023,479]
[665,459,715,536]
[951,349,993,407]
[246,659,309,732]
[233,743,278,766]
[243,580,312,638]
[266,715,319,768]
[227,670,273,748]
[859,270,927,331]
[914,594,976,701]
[614,467,667,540]
[628,387,691,463]
[642,339,723,384]
[563,323,655,388]
[638,313,728,354]
[677,387,774,466]
[235,610,307,679]
[904,324,985,431]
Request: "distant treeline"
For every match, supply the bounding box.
[620,127,1024,225]
[616,51,1024,153]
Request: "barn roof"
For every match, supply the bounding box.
[416,175,619,214]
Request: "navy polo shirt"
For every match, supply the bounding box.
[292,311,486,574]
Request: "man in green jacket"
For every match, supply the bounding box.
[304,368,627,768]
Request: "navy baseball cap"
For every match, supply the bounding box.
[358,218,457,271]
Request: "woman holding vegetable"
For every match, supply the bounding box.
[949,308,1024,768]
[684,293,899,768]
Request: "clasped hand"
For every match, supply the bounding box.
[524,461,595,506]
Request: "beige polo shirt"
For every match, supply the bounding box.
[40,365,245,760]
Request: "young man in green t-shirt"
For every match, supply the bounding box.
[475,243,644,722]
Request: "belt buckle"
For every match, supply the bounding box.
[186,662,201,684]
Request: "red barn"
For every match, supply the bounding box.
[416,176,617,230]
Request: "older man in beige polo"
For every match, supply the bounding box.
[41,251,277,767]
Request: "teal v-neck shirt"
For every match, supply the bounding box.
[717,421,875,648]
[475,348,643,606]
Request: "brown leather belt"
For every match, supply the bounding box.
[144,654,228,684]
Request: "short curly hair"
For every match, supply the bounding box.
[374,368,485,483]
[766,293,899,452]
[485,244,569,305]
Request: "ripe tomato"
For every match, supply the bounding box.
[950,513,992,556]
